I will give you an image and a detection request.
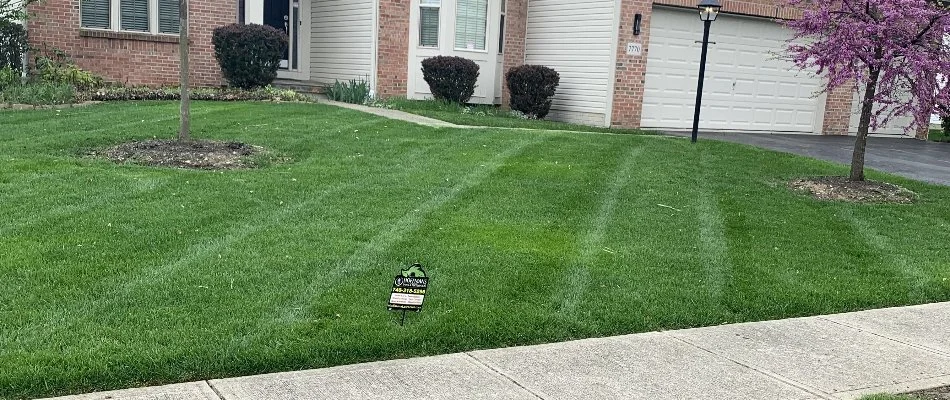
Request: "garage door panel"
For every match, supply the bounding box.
[642,7,821,132]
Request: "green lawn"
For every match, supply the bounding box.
[930,128,949,142]
[375,97,647,134]
[2,101,950,399]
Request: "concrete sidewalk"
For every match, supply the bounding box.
[45,302,950,400]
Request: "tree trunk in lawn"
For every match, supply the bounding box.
[178,0,190,142]
[850,66,882,182]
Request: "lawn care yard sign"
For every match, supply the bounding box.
[388,264,428,314]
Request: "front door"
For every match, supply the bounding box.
[263,0,300,70]
[407,0,503,104]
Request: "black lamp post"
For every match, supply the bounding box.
[690,0,722,143]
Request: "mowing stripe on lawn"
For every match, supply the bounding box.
[695,181,733,305]
[109,117,396,295]
[0,113,383,226]
[0,175,171,237]
[554,146,643,322]
[0,104,247,148]
[262,133,549,328]
[0,184,356,351]
[839,209,927,302]
[0,112,391,348]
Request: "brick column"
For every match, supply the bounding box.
[500,0,527,107]
[821,85,853,135]
[610,0,652,128]
[376,0,411,98]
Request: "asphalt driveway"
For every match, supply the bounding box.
[666,131,950,186]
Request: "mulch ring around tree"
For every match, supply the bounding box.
[906,385,950,400]
[788,176,917,204]
[95,139,267,170]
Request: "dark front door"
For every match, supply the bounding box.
[263,0,290,68]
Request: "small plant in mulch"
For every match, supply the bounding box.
[789,176,917,204]
[88,139,282,170]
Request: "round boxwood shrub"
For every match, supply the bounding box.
[421,56,479,104]
[506,64,560,119]
[212,23,288,90]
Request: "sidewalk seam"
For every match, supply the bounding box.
[205,380,227,400]
[818,316,950,358]
[666,333,835,400]
[463,352,546,400]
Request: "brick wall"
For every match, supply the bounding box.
[607,0,853,134]
[376,0,410,97]
[27,0,234,87]
[500,0,527,107]
[822,85,853,135]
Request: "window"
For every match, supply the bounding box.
[81,0,111,29]
[498,0,505,54]
[80,0,180,34]
[455,0,487,51]
[419,0,440,47]
[120,0,148,31]
[157,0,180,34]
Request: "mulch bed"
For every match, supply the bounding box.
[788,176,916,204]
[907,385,950,400]
[93,139,265,170]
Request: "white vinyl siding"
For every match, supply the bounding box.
[310,0,374,84]
[455,0,487,50]
[524,0,615,125]
[848,91,914,136]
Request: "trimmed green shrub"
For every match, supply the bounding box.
[31,49,103,91]
[421,56,479,104]
[506,64,560,119]
[212,23,288,90]
[324,78,370,104]
[0,20,27,72]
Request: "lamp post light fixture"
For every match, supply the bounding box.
[690,0,722,143]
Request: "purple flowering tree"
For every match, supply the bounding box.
[785,0,950,181]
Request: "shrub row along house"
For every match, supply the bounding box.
[27,0,921,136]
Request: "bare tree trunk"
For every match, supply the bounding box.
[850,66,881,182]
[178,0,190,142]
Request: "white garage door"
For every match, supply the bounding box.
[642,7,823,132]
[848,91,914,136]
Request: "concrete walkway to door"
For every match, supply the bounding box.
[665,131,950,186]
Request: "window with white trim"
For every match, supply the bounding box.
[498,0,505,54]
[80,0,180,34]
[419,0,440,47]
[455,0,487,51]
